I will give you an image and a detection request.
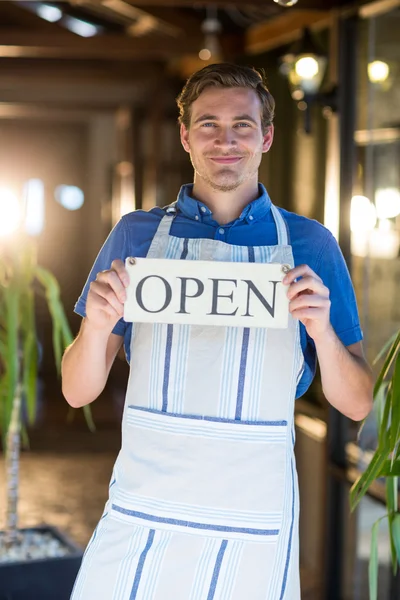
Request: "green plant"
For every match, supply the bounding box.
[0,235,94,546]
[350,330,400,600]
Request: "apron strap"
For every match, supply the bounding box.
[147,202,289,258]
[146,205,177,258]
[270,204,289,246]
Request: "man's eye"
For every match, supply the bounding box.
[202,122,216,127]
[236,122,250,127]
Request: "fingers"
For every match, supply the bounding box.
[89,280,125,317]
[110,259,130,288]
[97,267,128,301]
[287,276,329,301]
[283,264,322,286]
[289,307,327,321]
[289,293,331,313]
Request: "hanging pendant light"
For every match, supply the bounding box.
[280,27,337,133]
[199,6,222,62]
[273,0,299,6]
[281,28,327,99]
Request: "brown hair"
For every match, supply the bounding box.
[177,63,275,134]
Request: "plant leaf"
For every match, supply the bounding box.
[34,264,94,430]
[386,478,398,573]
[390,353,400,462]
[83,404,96,433]
[393,514,400,567]
[373,331,398,366]
[373,382,388,431]
[380,460,400,477]
[350,442,390,511]
[374,330,400,398]
[369,519,380,600]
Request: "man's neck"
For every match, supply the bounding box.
[191,177,260,225]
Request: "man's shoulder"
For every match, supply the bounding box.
[121,206,166,230]
[277,207,333,246]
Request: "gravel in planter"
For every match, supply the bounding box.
[0,529,71,564]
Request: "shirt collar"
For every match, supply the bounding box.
[175,183,272,224]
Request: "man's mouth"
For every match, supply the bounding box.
[209,157,243,164]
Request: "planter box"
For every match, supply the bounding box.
[0,525,83,600]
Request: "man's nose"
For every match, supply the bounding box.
[214,127,237,147]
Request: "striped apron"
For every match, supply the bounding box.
[71,203,304,600]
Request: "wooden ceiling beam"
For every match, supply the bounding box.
[13,0,338,7]
[246,9,332,55]
[102,0,337,7]
[0,58,162,81]
[71,0,182,37]
[0,29,202,60]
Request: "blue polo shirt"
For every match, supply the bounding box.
[75,183,363,399]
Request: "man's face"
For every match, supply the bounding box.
[180,86,273,192]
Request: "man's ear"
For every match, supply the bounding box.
[180,123,190,153]
[262,124,274,153]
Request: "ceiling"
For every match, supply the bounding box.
[0,0,379,64]
[0,0,389,111]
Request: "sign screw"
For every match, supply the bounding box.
[128,257,136,266]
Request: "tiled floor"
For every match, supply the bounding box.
[1,376,123,548]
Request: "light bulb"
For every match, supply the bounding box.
[368,60,389,83]
[295,56,319,79]
[0,187,21,236]
[23,179,45,236]
[273,0,299,6]
[64,16,99,37]
[375,188,400,219]
[350,195,376,233]
[36,4,62,23]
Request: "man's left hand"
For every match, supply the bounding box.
[283,264,332,342]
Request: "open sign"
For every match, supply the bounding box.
[124,258,290,329]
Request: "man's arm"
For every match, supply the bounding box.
[314,336,373,421]
[61,259,129,408]
[284,264,373,421]
[62,323,123,408]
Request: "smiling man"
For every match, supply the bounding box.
[63,63,373,600]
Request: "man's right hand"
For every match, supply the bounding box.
[86,259,130,332]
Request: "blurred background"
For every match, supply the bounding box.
[0,0,399,598]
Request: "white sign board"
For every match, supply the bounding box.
[124,258,290,329]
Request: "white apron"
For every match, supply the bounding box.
[71,203,304,600]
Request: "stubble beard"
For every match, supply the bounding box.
[191,155,259,193]
[190,149,262,192]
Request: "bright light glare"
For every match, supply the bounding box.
[368,60,389,83]
[35,4,62,23]
[350,195,376,233]
[295,56,319,80]
[378,218,391,232]
[55,185,84,211]
[369,228,399,258]
[375,188,400,219]
[199,49,212,61]
[0,187,21,236]
[24,179,45,236]
[64,16,99,37]
[273,0,298,6]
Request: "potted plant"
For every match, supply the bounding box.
[350,329,400,600]
[0,231,93,600]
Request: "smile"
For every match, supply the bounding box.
[209,157,243,164]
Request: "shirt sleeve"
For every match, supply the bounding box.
[318,230,363,347]
[296,227,363,399]
[74,217,128,337]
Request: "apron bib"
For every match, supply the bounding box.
[71,203,304,600]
